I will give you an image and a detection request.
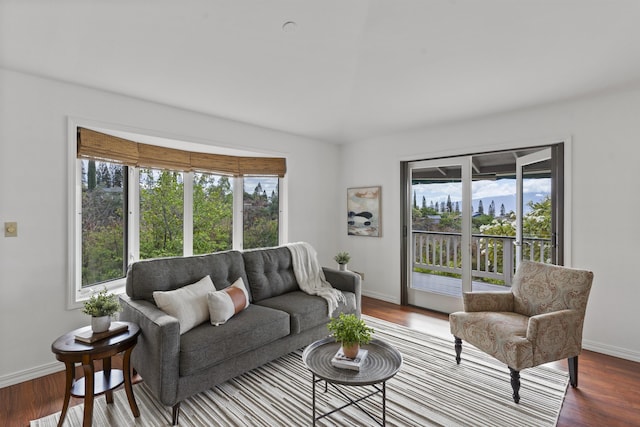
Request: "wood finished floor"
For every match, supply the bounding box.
[1,296,638,427]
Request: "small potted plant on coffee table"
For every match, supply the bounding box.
[82,288,122,333]
[334,251,351,271]
[327,313,374,359]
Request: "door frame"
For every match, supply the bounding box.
[404,156,472,313]
[400,139,571,308]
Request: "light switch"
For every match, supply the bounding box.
[4,222,17,237]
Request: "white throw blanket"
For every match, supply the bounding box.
[286,242,346,316]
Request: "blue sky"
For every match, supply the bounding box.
[244,176,278,195]
[413,178,550,214]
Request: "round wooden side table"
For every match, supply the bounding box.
[51,321,140,427]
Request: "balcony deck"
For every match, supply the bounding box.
[411,230,551,297]
[411,271,508,297]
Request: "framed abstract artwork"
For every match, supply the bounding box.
[347,186,381,237]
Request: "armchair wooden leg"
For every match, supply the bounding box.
[454,337,462,364]
[172,402,181,425]
[568,356,579,388]
[509,367,520,403]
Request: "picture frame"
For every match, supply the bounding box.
[347,186,381,237]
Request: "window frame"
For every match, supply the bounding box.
[68,118,287,309]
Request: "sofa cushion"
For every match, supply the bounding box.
[126,250,250,302]
[207,277,250,326]
[255,290,357,334]
[242,247,298,302]
[179,304,290,376]
[153,275,215,334]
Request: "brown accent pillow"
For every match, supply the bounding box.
[207,277,250,326]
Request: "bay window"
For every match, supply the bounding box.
[70,125,286,306]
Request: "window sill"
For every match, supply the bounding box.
[69,278,127,310]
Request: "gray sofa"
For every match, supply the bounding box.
[119,245,361,425]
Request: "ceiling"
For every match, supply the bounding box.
[412,147,550,183]
[2,1,640,144]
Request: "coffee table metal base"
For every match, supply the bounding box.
[312,374,388,426]
[303,338,402,427]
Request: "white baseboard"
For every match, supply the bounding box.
[583,339,640,363]
[362,289,400,304]
[0,361,63,389]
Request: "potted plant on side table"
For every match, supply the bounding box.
[82,288,122,333]
[327,313,374,359]
[334,251,351,271]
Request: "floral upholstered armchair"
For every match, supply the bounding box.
[449,260,593,403]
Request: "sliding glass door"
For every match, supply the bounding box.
[402,144,563,313]
[516,148,552,268]
[405,156,472,313]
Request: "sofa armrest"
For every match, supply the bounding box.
[322,267,362,314]
[463,291,514,312]
[118,294,181,406]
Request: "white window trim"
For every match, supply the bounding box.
[183,172,194,257]
[232,177,244,250]
[128,167,140,263]
[68,154,128,310]
[278,175,288,244]
[67,117,288,309]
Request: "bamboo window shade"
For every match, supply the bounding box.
[77,127,286,177]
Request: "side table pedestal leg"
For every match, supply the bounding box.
[57,361,75,427]
[123,347,140,417]
[103,356,113,404]
[82,362,95,427]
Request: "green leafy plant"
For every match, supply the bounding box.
[327,313,373,346]
[333,251,351,265]
[82,288,122,317]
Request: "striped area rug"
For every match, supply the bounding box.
[31,316,568,426]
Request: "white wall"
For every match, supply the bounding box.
[340,85,640,362]
[2,67,638,387]
[0,69,341,385]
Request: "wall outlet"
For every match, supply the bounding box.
[4,222,17,237]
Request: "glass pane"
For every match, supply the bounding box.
[411,165,463,296]
[471,176,516,290]
[81,160,126,286]
[243,177,279,249]
[193,173,233,254]
[522,173,552,263]
[470,157,551,290]
[139,169,184,259]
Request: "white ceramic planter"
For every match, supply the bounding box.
[339,264,347,271]
[91,315,111,333]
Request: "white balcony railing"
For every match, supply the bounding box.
[413,231,551,287]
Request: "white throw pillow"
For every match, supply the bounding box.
[207,277,250,326]
[153,275,215,334]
